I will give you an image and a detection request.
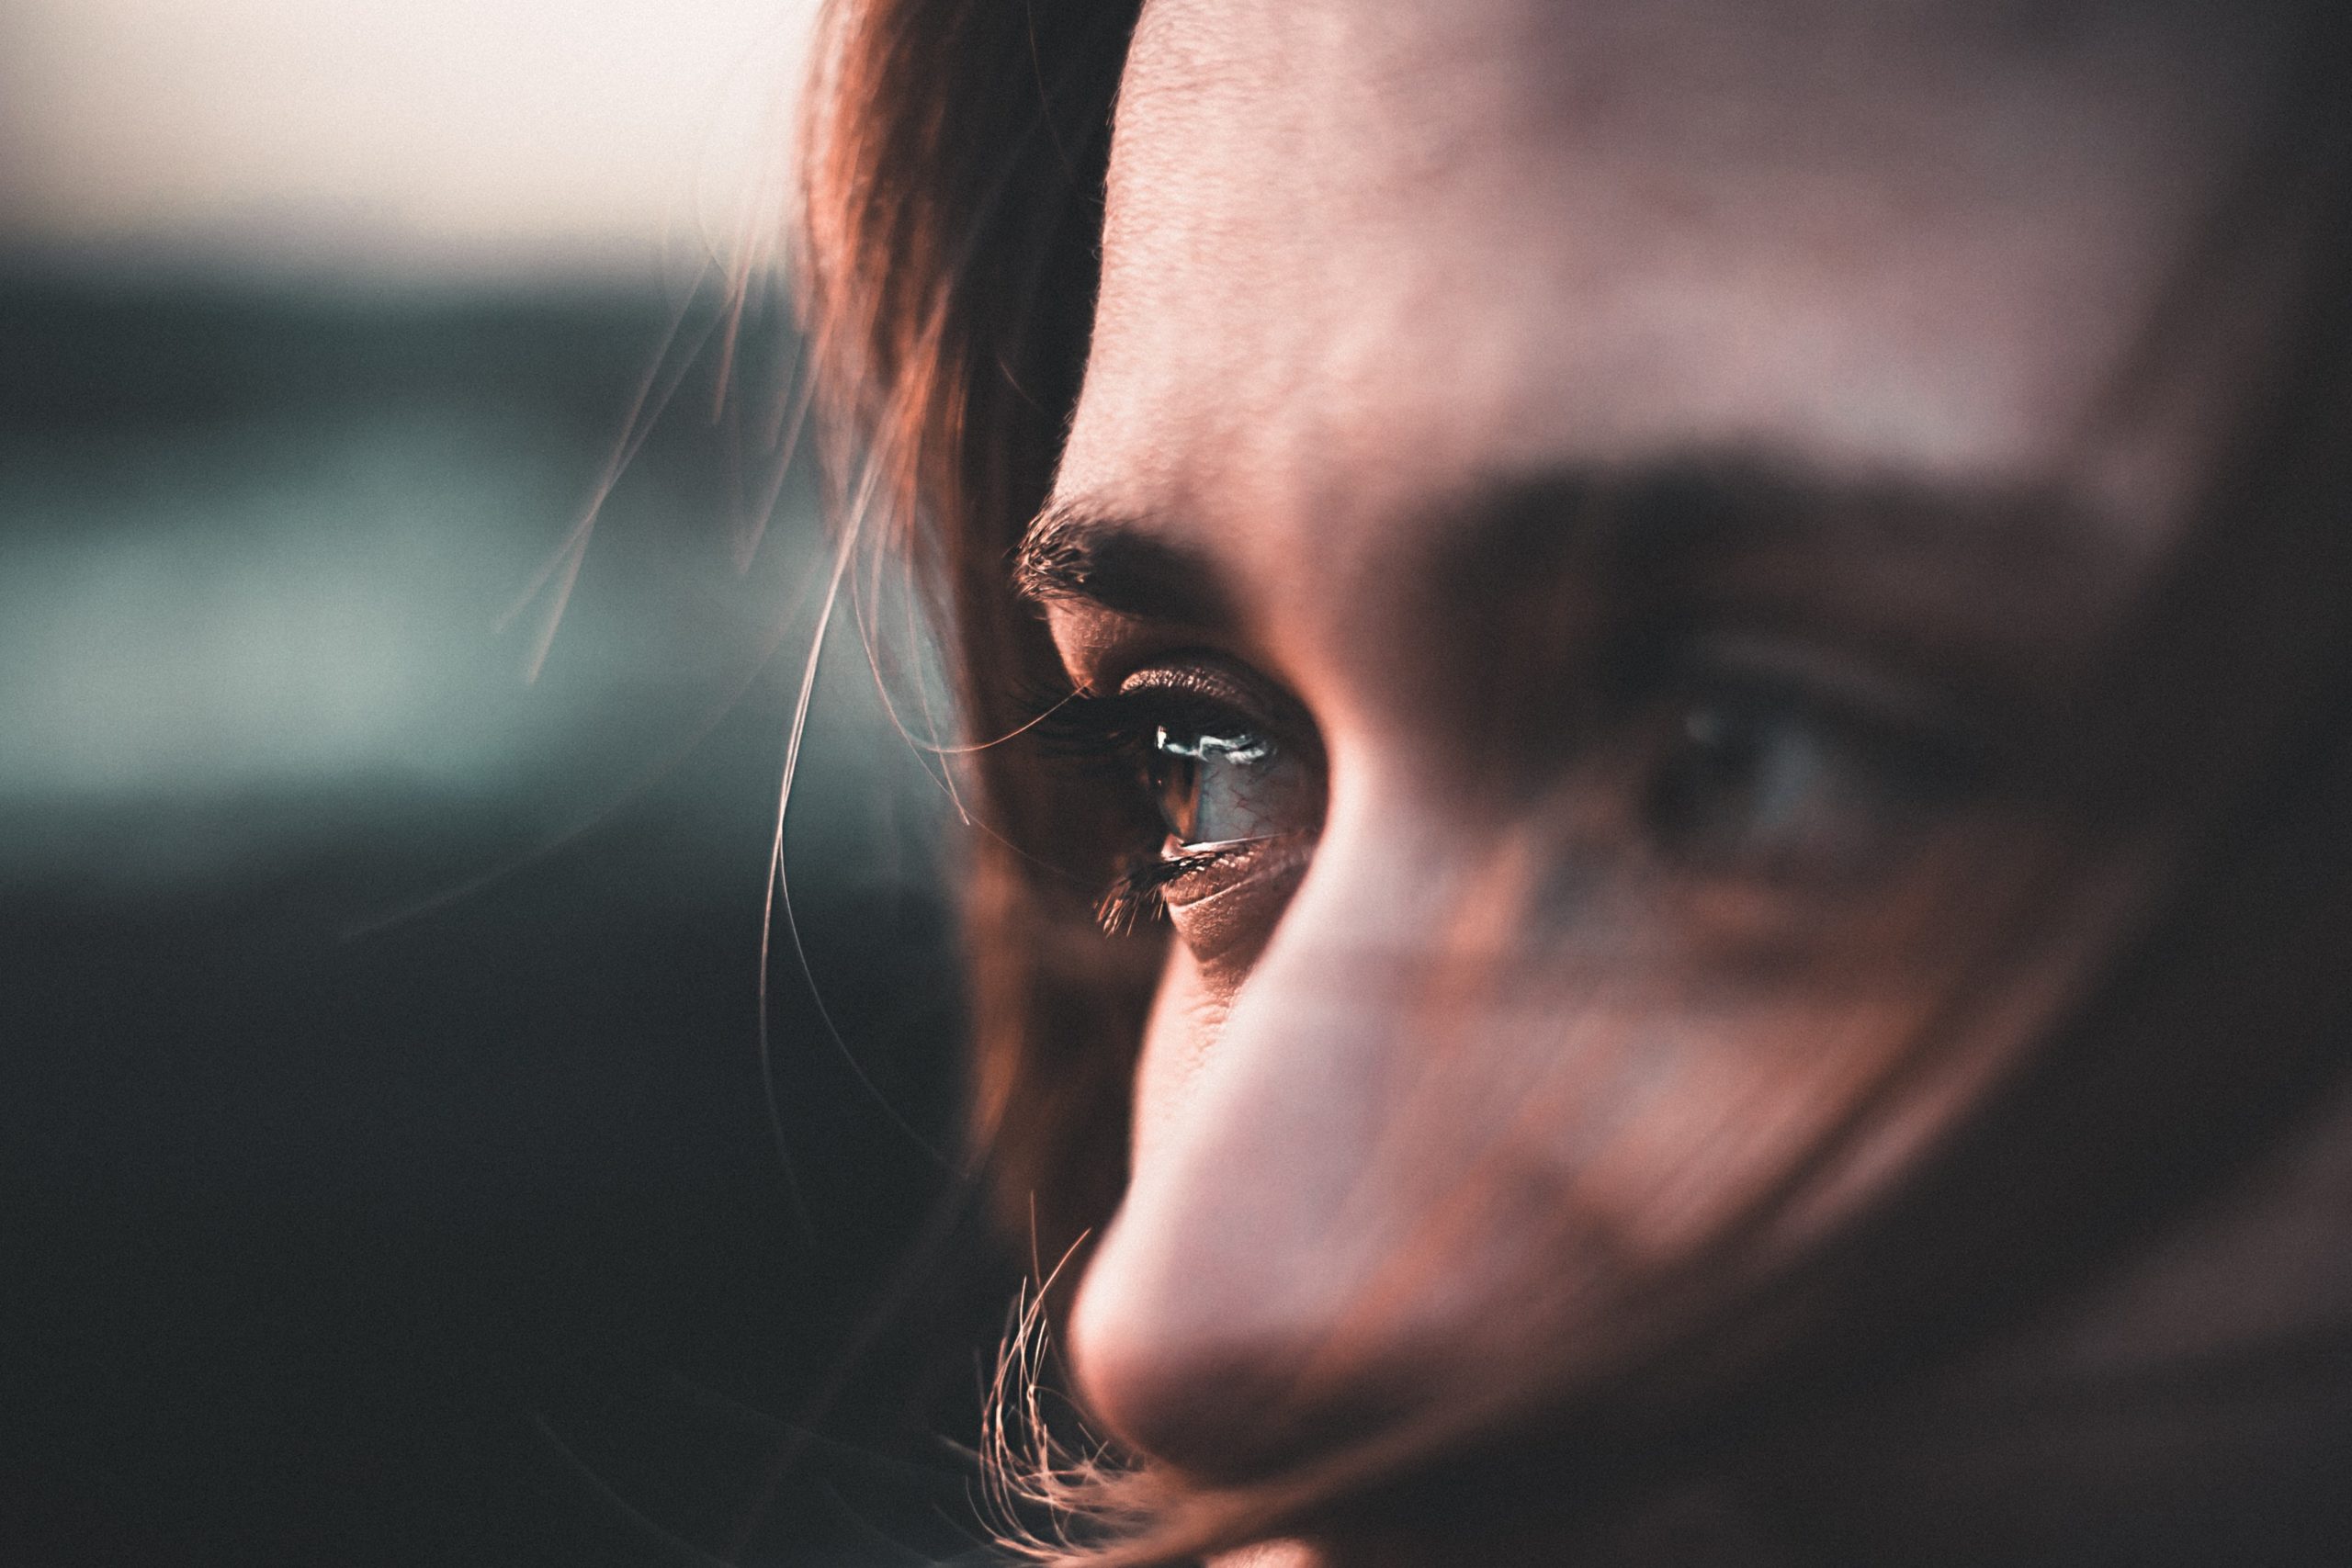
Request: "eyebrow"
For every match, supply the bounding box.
[1012,498,1238,626]
[1436,458,2095,581]
[1015,457,2104,627]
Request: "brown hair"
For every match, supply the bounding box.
[795,3,2352,1561]
[796,0,1149,1275]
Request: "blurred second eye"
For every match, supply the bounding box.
[1642,681,1979,878]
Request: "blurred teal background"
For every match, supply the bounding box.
[0,6,992,1562]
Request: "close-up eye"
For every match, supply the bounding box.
[1030,664,1321,852]
[1642,670,1984,878]
[1121,669,1321,854]
[1027,663,1324,927]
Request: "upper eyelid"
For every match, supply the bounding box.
[1115,660,1266,712]
[1658,631,2006,757]
[1021,667,1299,775]
[1114,656,1320,743]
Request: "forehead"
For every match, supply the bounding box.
[1057,0,2286,569]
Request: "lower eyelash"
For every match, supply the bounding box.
[1095,845,1232,935]
[1095,835,1313,935]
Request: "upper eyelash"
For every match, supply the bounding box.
[1017,677,1269,770]
[1014,680,1155,767]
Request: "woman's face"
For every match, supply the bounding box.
[1026,0,2294,1529]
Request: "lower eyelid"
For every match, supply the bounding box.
[1175,833,1276,854]
[1161,839,1314,971]
[1161,834,1312,912]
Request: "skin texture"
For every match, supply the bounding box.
[1021,0,2320,1558]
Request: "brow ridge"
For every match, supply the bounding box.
[1013,500,1236,624]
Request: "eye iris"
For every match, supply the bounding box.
[1150,724,1272,846]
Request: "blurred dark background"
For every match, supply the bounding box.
[1,7,996,1562]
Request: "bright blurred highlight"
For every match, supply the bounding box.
[0,0,815,275]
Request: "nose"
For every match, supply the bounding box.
[1067,792,1521,1478]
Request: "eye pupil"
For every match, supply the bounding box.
[1148,725,1201,841]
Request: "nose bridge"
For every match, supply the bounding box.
[1071,778,1517,1467]
[1179,756,1499,1217]
[1181,795,1458,1242]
